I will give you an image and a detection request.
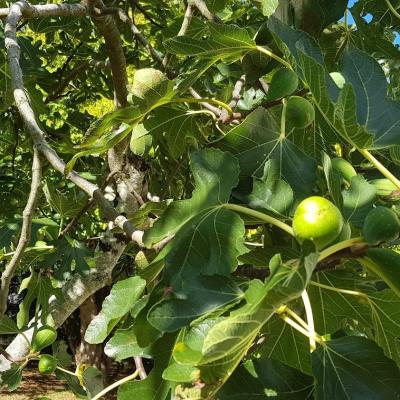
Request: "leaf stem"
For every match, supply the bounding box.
[318,237,364,262]
[56,366,77,377]
[310,281,368,298]
[359,148,400,190]
[301,290,316,352]
[283,306,309,330]
[384,0,400,20]
[278,314,324,345]
[256,46,293,70]
[222,203,294,236]
[91,369,140,400]
[280,98,287,140]
[171,97,233,117]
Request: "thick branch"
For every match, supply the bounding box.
[85,0,128,107]
[189,0,219,22]
[0,148,41,319]
[4,1,142,245]
[0,3,87,19]
[0,243,126,371]
[100,7,163,66]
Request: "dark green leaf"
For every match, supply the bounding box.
[312,336,400,399]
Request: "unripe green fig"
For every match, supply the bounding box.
[31,326,57,353]
[362,206,400,245]
[268,68,299,101]
[285,96,315,129]
[331,158,357,182]
[38,355,57,375]
[293,196,343,250]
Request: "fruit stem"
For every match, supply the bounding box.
[91,369,140,400]
[359,148,400,190]
[171,97,233,117]
[318,237,364,262]
[222,204,294,236]
[280,98,287,140]
[301,290,316,352]
[256,46,293,70]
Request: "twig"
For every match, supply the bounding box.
[0,147,41,320]
[162,3,193,70]
[219,74,245,123]
[91,369,140,400]
[189,88,222,117]
[189,0,219,22]
[130,0,163,28]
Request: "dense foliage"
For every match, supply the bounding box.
[1,0,400,398]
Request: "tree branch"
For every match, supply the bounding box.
[0,3,87,19]
[4,0,143,245]
[85,0,128,107]
[188,0,219,22]
[0,148,41,320]
[0,243,126,371]
[100,7,163,66]
[219,74,246,123]
[130,0,164,28]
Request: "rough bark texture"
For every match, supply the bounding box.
[0,243,126,371]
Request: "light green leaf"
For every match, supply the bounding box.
[105,327,152,361]
[82,367,103,399]
[143,148,240,247]
[118,334,176,400]
[162,363,200,382]
[312,336,400,399]
[85,277,146,344]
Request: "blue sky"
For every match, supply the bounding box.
[345,0,400,45]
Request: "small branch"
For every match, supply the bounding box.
[189,88,222,117]
[318,237,365,262]
[219,75,246,123]
[91,369,140,400]
[130,0,164,28]
[256,45,292,70]
[178,3,194,36]
[0,346,13,362]
[109,7,163,66]
[0,148,41,320]
[189,0,219,22]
